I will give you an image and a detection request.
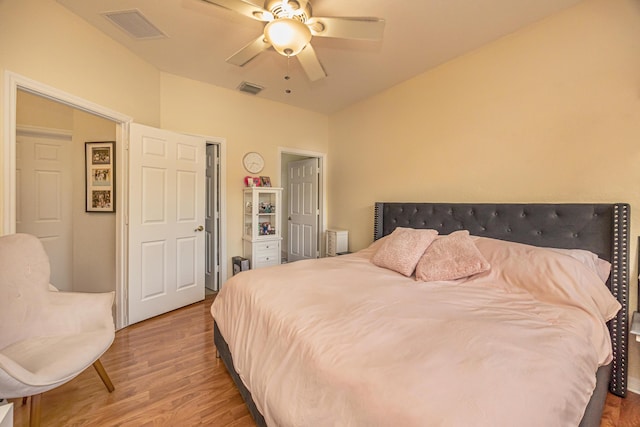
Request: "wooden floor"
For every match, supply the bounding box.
[9,294,640,426]
[601,392,640,427]
[11,294,255,427]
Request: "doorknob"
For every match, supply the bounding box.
[194,225,204,232]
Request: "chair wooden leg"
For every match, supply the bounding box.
[29,393,42,427]
[93,359,115,392]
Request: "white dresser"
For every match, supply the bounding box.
[326,229,349,256]
[243,187,282,269]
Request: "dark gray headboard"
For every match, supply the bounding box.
[374,202,630,397]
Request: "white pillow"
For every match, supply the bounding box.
[472,237,620,322]
[546,247,611,283]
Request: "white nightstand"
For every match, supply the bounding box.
[326,229,348,256]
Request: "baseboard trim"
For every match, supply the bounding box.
[627,377,640,394]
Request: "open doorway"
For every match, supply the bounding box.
[4,72,226,328]
[4,73,129,327]
[206,143,222,292]
[279,148,326,263]
[16,90,117,294]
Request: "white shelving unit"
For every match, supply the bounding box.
[243,187,282,269]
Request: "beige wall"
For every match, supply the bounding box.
[16,91,74,131]
[71,110,116,293]
[328,0,640,387]
[159,73,328,271]
[16,91,116,293]
[4,0,640,392]
[0,0,160,124]
[0,0,328,275]
[0,0,161,233]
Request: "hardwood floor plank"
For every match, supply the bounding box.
[601,393,622,427]
[618,390,640,427]
[10,294,254,427]
[8,294,640,426]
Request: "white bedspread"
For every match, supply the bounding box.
[211,242,618,427]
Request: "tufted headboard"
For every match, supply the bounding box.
[373,202,630,396]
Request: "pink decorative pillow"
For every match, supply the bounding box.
[416,230,490,282]
[371,228,438,276]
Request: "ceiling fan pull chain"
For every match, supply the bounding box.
[284,55,292,94]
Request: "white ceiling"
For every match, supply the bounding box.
[56,0,583,114]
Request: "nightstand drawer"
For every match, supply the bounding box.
[255,241,279,256]
[255,254,280,266]
[252,240,280,268]
[243,238,281,269]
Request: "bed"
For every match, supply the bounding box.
[212,202,629,427]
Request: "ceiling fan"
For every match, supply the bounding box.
[201,0,385,81]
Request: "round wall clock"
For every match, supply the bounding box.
[243,152,264,174]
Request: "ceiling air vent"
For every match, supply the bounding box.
[237,82,264,95]
[102,9,167,40]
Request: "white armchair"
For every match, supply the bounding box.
[0,233,115,427]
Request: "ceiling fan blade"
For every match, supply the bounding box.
[226,35,271,66]
[200,0,271,22]
[307,16,385,41]
[296,44,327,82]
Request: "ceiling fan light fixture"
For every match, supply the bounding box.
[265,0,310,21]
[264,18,311,57]
[253,10,274,21]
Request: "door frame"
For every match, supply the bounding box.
[278,147,326,257]
[4,71,131,329]
[183,134,227,291]
[2,71,228,329]
[205,142,227,292]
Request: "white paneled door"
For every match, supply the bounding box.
[16,128,73,289]
[128,124,206,325]
[287,158,319,262]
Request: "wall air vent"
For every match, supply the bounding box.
[102,9,167,40]
[237,82,264,95]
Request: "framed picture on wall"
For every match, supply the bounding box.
[85,141,115,212]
